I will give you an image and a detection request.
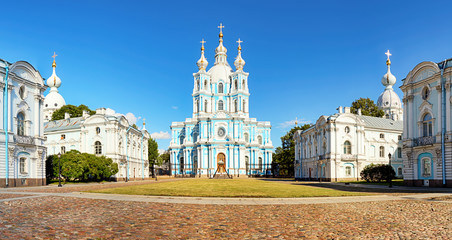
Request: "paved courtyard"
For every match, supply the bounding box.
[1,180,452,239]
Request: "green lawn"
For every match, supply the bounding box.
[89,179,369,198]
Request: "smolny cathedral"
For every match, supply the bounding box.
[169,25,273,178]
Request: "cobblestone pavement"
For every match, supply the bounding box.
[1,180,451,239]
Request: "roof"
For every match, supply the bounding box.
[358,115,403,131]
[44,117,83,132]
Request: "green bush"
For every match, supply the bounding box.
[49,150,118,182]
[360,163,395,182]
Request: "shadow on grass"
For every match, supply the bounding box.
[254,178,452,194]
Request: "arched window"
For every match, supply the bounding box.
[380,133,384,139]
[379,146,385,157]
[258,157,263,170]
[218,100,224,111]
[234,100,238,112]
[242,79,245,89]
[218,83,223,93]
[204,100,208,112]
[244,133,249,142]
[204,80,208,90]
[196,80,199,90]
[96,127,101,134]
[344,141,351,154]
[234,80,238,89]
[257,135,263,145]
[422,113,433,137]
[17,112,25,136]
[243,100,246,112]
[195,100,199,112]
[95,141,102,154]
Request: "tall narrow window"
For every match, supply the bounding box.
[218,100,224,111]
[242,79,245,89]
[244,133,249,142]
[218,83,223,93]
[258,157,263,170]
[235,80,238,89]
[379,146,385,157]
[95,141,102,154]
[397,147,402,158]
[257,135,263,145]
[180,157,184,171]
[344,141,351,154]
[19,86,25,100]
[422,157,431,177]
[204,100,208,112]
[422,113,433,137]
[245,156,249,173]
[20,158,27,174]
[204,80,207,90]
[234,100,238,112]
[345,166,352,176]
[96,127,101,134]
[61,146,66,154]
[17,112,25,136]
[243,100,246,112]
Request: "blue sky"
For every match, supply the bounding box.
[2,1,452,150]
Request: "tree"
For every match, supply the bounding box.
[272,124,312,176]
[148,138,159,177]
[51,104,96,121]
[350,98,384,117]
[47,150,118,182]
[360,163,395,182]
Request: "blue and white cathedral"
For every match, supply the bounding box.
[169,25,273,177]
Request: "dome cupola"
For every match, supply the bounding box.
[46,52,61,88]
[234,38,246,71]
[214,23,228,65]
[196,39,208,71]
[381,50,396,89]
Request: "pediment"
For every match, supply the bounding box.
[418,100,433,112]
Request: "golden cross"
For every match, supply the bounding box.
[236,38,243,47]
[52,52,58,61]
[218,23,225,33]
[200,39,206,47]
[385,50,392,61]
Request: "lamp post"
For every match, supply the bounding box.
[388,153,392,188]
[58,152,62,187]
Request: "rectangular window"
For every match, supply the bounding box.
[61,146,66,154]
[397,147,402,158]
[345,166,352,176]
[20,158,26,174]
[61,134,66,140]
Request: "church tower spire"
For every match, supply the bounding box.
[377,50,403,120]
[47,52,62,93]
[234,38,246,71]
[197,39,208,71]
[43,52,66,121]
[214,23,228,65]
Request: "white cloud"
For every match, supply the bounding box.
[171,106,178,110]
[151,131,171,139]
[278,118,311,129]
[105,108,140,126]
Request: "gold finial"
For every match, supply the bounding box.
[295,117,298,126]
[385,50,392,66]
[218,23,225,38]
[52,52,58,68]
[200,39,206,51]
[143,118,146,126]
[237,38,243,51]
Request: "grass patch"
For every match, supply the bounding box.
[89,179,369,198]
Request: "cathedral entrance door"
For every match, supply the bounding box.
[217,153,226,174]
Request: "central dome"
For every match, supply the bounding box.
[377,89,401,109]
[208,63,233,83]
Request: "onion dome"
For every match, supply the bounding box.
[44,52,66,111]
[234,38,246,71]
[381,50,396,89]
[214,23,228,65]
[197,39,208,71]
[46,53,61,88]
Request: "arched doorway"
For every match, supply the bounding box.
[217,153,226,173]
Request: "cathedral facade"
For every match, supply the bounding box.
[169,26,273,177]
